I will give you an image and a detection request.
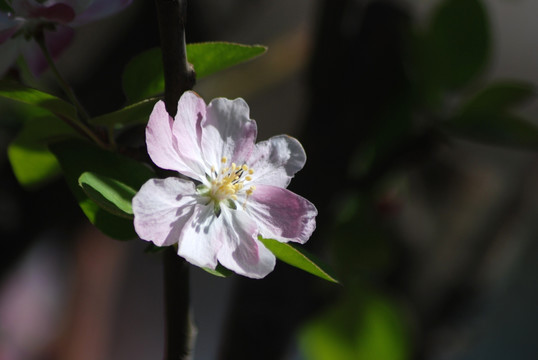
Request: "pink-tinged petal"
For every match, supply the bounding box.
[247,185,317,244]
[132,177,200,247]
[177,204,222,269]
[31,4,76,23]
[12,1,76,23]
[21,25,74,76]
[171,91,209,179]
[146,100,200,179]
[216,207,275,279]
[201,97,257,168]
[247,135,306,188]
[71,0,132,26]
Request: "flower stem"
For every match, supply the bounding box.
[35,32,108,149]
[154,0,195,117]
[154,0,196,359]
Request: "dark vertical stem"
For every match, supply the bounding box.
[163,248,191,360]
[154,1,195,359]
[154,0,195,117]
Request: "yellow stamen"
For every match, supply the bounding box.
[221,157,227,163]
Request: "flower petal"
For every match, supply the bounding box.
[201,97,257,168]
[171,91,209,180]
[132,177,200,247]
[71,0,132,26]
[247,135,306,188]
[177,204,222,270]
[216,207,275,279]
[247,185,317,244]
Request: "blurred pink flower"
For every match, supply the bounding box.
[0,0,132,76]
[132,91,317,279]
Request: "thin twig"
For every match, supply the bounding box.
[35,32,108,149]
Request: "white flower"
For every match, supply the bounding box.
[132,91,317,278]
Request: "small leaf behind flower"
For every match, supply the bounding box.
[259,237,339,283]
[50,140,154,240]
[122,43,267,103]
[90,98,158,128]
[202,264,234,278]
[79,172,136,219]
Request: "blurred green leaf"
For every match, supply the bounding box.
[0,80,77,121]
[7,115,80,188]
[78,172,136,219]
[90,98,158,128]
[460,81,535,114]
[300,293,410,360]
[429,0,489,89]
[122,43,267,103]
[259,237,339,283]
[0,1,12,13]
[50,140,154,240]
[445,81,538,149]
[445,112,538,150]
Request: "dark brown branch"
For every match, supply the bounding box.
[154,1,196,359]
[155,0,196,117]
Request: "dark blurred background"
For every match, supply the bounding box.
[1,0,537,359]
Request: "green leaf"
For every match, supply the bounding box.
[429,0,490,89]
[90,98,158,128]
[7,115,80,188]
[122,48,165,104]
[460,81,535,114]
[445,112,538,150]
[259,237,339,283]
[0,80,77,121]
[202,264,234,278]
[0,0,12,12]
[78,172,136,219]
[187,42,267,79]
[444,81,538,149]
[50,140,155,240]
[122,43,267,103]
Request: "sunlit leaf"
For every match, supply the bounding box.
[50,140,154,240]
[0,80,77,121]
[7,115,80,188]
[122,43,267,103]
[90,98,158,128]
[259,237,339,283]
[187,42,267,79]
[78,172,136,219]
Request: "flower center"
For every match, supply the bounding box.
[208,157,256,204]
